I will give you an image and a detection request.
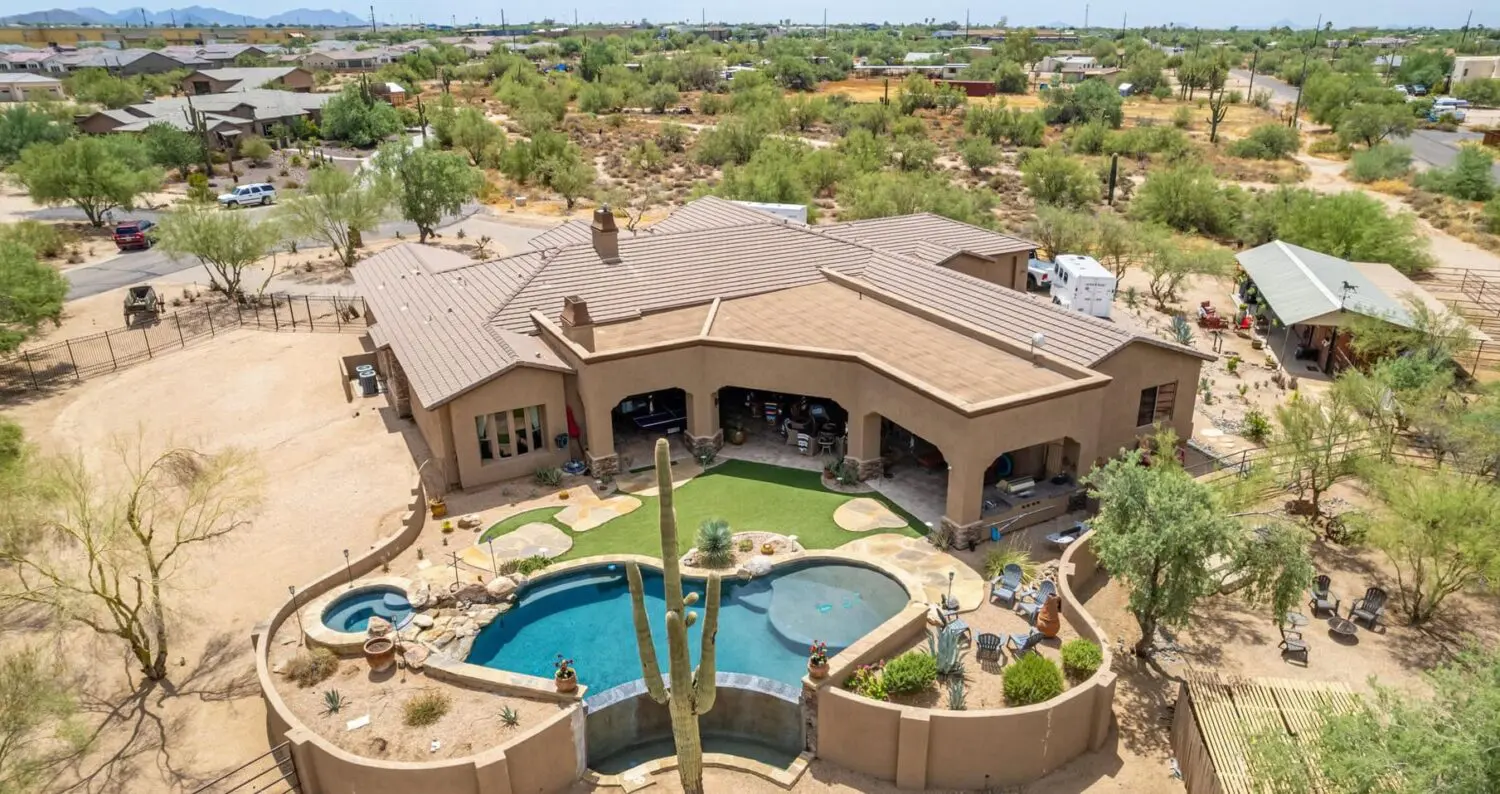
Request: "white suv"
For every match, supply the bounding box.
[218,183,277,208]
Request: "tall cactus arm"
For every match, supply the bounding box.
[626,562,669,704]
[654,439,684,613]
[692,572,721,712]
[665,608,694,696]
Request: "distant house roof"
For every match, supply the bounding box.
[353,196,1204,408]
[903,52,942,64]
[185,67,305,92]
[82,89,331,131]
[0,73,62,85]
[1236,240,1416,327]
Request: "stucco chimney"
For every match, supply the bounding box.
[559,295,595,351]
[591,206,620,263]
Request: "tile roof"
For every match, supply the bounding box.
[355,198,1204,407]
[185,67,303,91]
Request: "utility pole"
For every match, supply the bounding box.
[823,9,828,40]
[965,10,970,42]
[140,8,148,27]
[1458,9,1473,50]
[502,9,509,41]
[369,5,377,34]
[1247,47,1259,97]
[1084,4,1089,30]
[1289,14,1321,129]
[1121,12,1126,34]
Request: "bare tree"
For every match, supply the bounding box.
[0,442,260,683]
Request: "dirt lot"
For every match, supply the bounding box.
[3,330,418,792]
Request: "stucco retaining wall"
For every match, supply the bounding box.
[252,483,588,794]
[812,533,1116,790]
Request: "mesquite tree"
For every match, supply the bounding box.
[625,438,720,794]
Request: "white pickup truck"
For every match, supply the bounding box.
[1026,257,1053,290]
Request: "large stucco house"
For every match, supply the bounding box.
[354,198,1210,543]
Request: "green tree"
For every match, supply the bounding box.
[321,84,402,147]
[1043,78,1124,127]
[1027,206,1095,260]
[140,122,204,178]
[1336,102,1416,148]
[785,94,827,132]
[1274,390,1363,521]
[714,139,812,206]
[0,241,66,354]
[275,168,387,269]
[65,68,143,109]
[1137,231,1235,311]
[1227,123,1300,160]
[1092,214,1137,280]
[155,204,282,299]
[545,155,597,210]
[839,171,996,228]
[1021,146,1100,208]
[644,83,680,113]
[993,60,1028,94]
[1086,443,1251,656]
[0,105,71,166]
[12,137,161,227]
[580,41,619,82]
[0,646,79,794]
[959,136,997,175]
[1345,143,1413,182]
[1131,163,1240,236]
[1122,50,1168,94]
[1354,468,1500,624]
[1241,188,1432,274]
[1396,49,1452,89]
[373,143,482,242]
[1454,78,1500,107]
[891,135,938,172]
[1415,145,1496,202]
[450,106,505,166]
[770,56,819,91]
[836,128,888,173]
[238,135,272,166]
[577,80,622,114]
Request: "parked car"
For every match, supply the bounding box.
[217,183,276,208]
[1410,84,1428,96]
[111,219,155,251]
[1026,257,1053,290]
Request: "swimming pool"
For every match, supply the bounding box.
[466,561,911,691]
[321,586,414,633]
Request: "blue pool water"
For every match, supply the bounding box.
[321,586,414,633]
[466,562,910,691]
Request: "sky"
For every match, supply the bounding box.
[11,1,1496,31]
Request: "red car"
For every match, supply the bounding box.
[112,219,155,251]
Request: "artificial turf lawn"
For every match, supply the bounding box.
[478,459,926,561]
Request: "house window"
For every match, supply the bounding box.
[1136,382,1178,427]
[475,414,493,461]
[512,407,530,455]
[474,405,547,462]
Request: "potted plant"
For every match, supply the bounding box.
[760,542,775,555]
[441,519,454,534]
[554,654,577,693]
[808,641,830,679]
[428,496,447,519]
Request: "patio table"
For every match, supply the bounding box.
[1327,616,1358,637]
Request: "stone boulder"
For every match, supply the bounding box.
[402,643,430,670]
[407,581,432,610]
[429,630,456,650]
[497,602,514,615]
[474,607,500,628]
[453,635,475,661]
[743,556,773,577]
[507,573,530,588]
[366,616,393,637]
[453,582,490,605]
[411,613,435,629]
[485,576,517,600]
[457,513,483,530]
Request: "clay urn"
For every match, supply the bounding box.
[363,636,396,672]
[1036,593,1062,639]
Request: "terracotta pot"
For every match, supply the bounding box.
[428,499,447,519]
[761,543,775,555]
[1036,594,1062,639]
[728,428,746,445]
[363,636,396,672]
[555,673,578,693]
[808,660,829,679]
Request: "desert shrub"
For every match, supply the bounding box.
[1044,78,1124,127]
[534,467,563,486]
[695,518,734,567]
[1226,124,1301,160]
[1485,198,1500,234]
[1243,408,1273,443]
[1346,143,1413,183]
[697,93,726,116]
[0,221,67,258]
[402,690,452,727]
[1415,145,1496,202]
[1172,106,1192,129]
[1105,125,1191,159]
[656,121,689,152]
[1132,163,1241,236]
[1020,146,1100,209]
[846,663,888,701]
[1239,187,1431,274]
[983,547,1040,585]
[1003,653,1065,706]
[285,648,339,687]
[186,172,214,203]
[1060,639,1103,679]
[882,651,938,694]
[1068,120,1109,155]
[516,554,551,575]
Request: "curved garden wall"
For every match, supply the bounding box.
[252,483,588,794]
[811,532,1116,790]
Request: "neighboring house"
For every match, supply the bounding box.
[1452,55,1500,83]
[159,44,282,69]
[283,51,338,71]
[1036,55,1097,75]
[1373,54,1403,69]
[903,52,942,65]
[47,48,209,75]
[310,48,401,71]
[1,49,63,72]
[0,73,64,101]
[76,89,330,146]
[181,67,314,94]
[354,197,1210,543]
[932,30,961,40]
[371,81,407,106]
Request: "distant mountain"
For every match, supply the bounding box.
[0,6,366,27]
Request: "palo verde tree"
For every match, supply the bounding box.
[0,440,261,683]
[154,204,283,300]
[1352,467,1500,625]
[0,646,79,793]
[625,438,721,794]
[373,142,483,243]
[275,167,388,269]
[1274,390,1364,523]
[12,136,161,227]
[0,241,67,354]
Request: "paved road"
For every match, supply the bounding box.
[1231,69,1299,106]
[63,202,482,301]
[1397,129,1500,181]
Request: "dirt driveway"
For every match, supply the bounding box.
[3,330,418,792]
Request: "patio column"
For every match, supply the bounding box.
[941,459,986,547]
[843,411,883,481]
[582,396,619,478]
[685,388,721,458]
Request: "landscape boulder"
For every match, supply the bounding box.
[485,576,517,600]
[411,614,435,629]
[407,581,432,610]
[453,582,490,605]
[743,556,773,577]
[366,616,393,637]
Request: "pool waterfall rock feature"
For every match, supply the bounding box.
[625,438,721,794]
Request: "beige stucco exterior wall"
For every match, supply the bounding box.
[938,252,1029,293]
[1091,341,1206,464]
[447,367,570,488]
[410,395,459,489]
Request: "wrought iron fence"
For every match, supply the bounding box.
[190,740,298,794]
[0,294,368,394]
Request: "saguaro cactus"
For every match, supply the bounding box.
[626,438,720,794]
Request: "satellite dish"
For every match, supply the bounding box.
[1029,332,1047,363]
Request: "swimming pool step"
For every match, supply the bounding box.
[731,580,773,614]
[521,573,623,605]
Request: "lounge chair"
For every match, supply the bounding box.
[1349,587,1388,630]
[1045,522,1087,550]
[975,633,1004,662]
[1279,625,1309,665]
[1006,630,1043,658]
[990,564,1023,607]
[938,608,972,644]
[1308,575,1340,616]
[1018,580,1059,622]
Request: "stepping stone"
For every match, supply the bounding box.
[554,495,642,532]
[833,498,909,532]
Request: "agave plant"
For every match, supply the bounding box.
[926,629,965,677]
[322,689,346,715]
[946,677,968,711]
[1171,315,1195,346]
[695,518,734,568]
[499,705,520,727]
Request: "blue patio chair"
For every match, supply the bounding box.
[938,608,972,644]
[1006,630,1043,658]
[1017,580,1058,622]
[975,632,1004,662]
[990,564,1023,607]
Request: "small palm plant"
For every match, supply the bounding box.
[322,689,346,715]
[695,518,734,568]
